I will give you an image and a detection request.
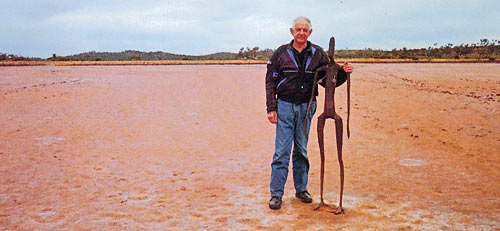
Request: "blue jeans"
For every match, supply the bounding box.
[270,99,316,197]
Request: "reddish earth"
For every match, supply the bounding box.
[0,64,499,230]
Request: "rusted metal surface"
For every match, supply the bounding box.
[306,36,351,215]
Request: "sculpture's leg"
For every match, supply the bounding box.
[346,73,351,138]
[333,114,345,215]
[314,114,327,211]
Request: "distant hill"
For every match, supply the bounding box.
[51,50,237,61]
[2,38,499,62]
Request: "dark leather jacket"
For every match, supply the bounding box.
[265,40,346,112]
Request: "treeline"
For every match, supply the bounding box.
[336,38,500,61]
[2,39,499,62]
[0,53,42,61]
[235,47,274,60]
[237,38,500,61]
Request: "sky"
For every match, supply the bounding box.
[1,0,499,58]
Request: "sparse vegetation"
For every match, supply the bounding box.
[0,52,42,61]
[1,39,499,65]
[235,46,273,60]
[334,39,500,61]
[234,39,499,62]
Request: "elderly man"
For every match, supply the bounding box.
[266,16,353,210]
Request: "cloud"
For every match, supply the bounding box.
[2,0,499,57]
[229,16,289,43]
[43,4,198,34]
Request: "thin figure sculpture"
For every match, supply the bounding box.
[305,36,351,215]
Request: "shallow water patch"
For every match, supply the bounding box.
[399,158,424,167]
[34,137,65,146]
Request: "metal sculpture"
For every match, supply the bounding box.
[305,36,350,215]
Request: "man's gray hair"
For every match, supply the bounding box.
[292,16,311,28]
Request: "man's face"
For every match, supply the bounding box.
[290,20,312,44]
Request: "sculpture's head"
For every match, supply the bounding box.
[328,36,335,61]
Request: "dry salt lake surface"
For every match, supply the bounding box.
[1,63,499,230]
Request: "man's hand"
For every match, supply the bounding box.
[343,61,354,73]
[267,111,277,124]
